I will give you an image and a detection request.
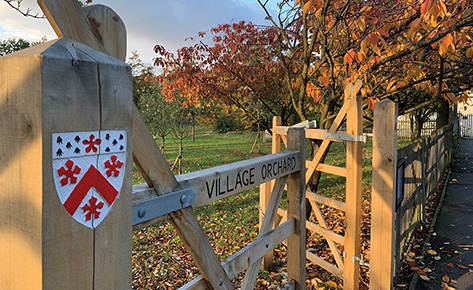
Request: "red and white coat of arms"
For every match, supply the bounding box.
[52,130,127,228]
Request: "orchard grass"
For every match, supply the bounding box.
[131,126,411,289]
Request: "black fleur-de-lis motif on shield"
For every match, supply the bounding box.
[56,136,63,144]
[56,149,63,157]
[74,147,81,154]
[66,142,73,149]
[105,147,111,152]
[106,133,111,140]
[74,136,81,143]
[119,134,124,140]
[112,139,118,146]
[119,145,124,151]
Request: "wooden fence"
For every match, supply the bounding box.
[133,128,307,289]
[393,124,454,279]
[0,1,311,289]
[370,101,456,289]
[264,81,365,289]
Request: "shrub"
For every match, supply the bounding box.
[212,115,236,133]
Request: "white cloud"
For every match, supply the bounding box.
[0,0,55,42]
[0,0,276,66]
[95,0,272,65]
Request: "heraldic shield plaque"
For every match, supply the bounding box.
[52,130,127,228]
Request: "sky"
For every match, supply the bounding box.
[0,0,276,66]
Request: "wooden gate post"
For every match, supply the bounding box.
[0,40,133,289]
[260,116,282,269]
[286,128,306,289]
[344,86,364,290]
[370,99,398,289]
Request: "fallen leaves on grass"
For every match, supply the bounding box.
[442,275,450,283]
[419,274,431,282]
[427,249,438,255]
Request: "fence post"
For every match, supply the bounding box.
[344,91,363,290]
[370,99,398,289]
[0,40,133,288]
[286,128,306,289]
[260,116,282,269]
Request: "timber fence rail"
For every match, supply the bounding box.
[393,124,454,279]
[264,81,365,289]
[132,128,307,289]
[370,102,456,289]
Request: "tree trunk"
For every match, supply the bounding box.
[161,136,165,156]
[191,116,195,142]
[415,117,424,140]
[436,98,450,129]
[179,139,183,175]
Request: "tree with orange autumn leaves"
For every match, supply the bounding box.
[156,0,473,133]
[260,0,473,128]
[155,21,296,131]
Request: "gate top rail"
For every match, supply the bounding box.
[132,150,301,226]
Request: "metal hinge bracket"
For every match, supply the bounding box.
[324,132,367,143]
[351,254,370,267]
[132,187,196,225]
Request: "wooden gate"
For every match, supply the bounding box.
[26,1,308,289]
[261,81,364,289]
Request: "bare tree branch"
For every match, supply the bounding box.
[3,0,45,18]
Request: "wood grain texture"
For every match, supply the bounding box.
[42,39,104,289]
[314,163,347,177]
[307,251,344,278]
[304,95,355,182]
[0,39,107,289]
[83,4,127,61]
[132,105,233,289]
[242,176,287,289]
[370,100,397,290]
[38,0,126,61]
[286,128,306,290]
[91,45,133,289]
[343,81,363,290]
[260,116,282,269]
[179,219,295,290]
[309,199,344,270]
[38,0,103,52]
[174,151,300,209]
[306,189,346,211]
[0,42,51,290]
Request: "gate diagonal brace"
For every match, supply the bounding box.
[132,187,196,226]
